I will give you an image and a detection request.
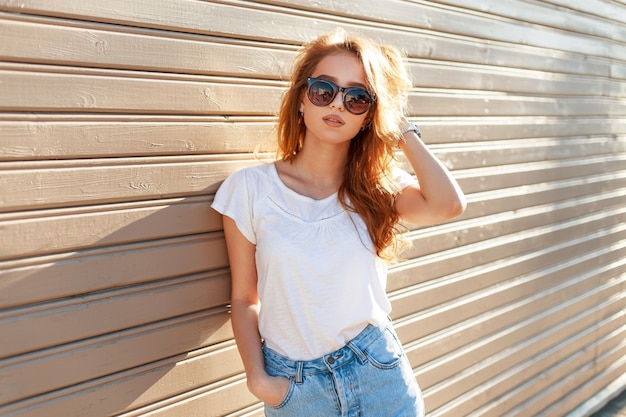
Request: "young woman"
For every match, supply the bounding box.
[212,28,466,416]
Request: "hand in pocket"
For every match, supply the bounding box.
[251,373,292,407]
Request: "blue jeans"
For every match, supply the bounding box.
[262,321,425,416]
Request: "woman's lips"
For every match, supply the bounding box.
[322,114,345,127]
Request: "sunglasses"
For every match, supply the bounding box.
[306,77,375,115]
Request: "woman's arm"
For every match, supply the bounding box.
[222,216,290,406]
[394,123,467,226]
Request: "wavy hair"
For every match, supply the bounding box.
[276,28,413,259]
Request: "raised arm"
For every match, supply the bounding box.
[393,121,466,226]
[222,216,289,406]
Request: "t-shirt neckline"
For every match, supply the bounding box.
[271,162,339,203]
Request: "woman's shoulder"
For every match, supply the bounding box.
[231,162,275,182]
[221,162,277,191]
[213,162,277,211]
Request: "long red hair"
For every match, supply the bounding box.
[276,29,413,259]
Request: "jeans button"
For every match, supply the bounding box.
[326,353,342,365]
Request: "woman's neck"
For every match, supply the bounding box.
[277,140,349,200]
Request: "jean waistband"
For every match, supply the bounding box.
[262,322,390,381]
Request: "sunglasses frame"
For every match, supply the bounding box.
[306,77,375,115]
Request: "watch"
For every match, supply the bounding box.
[401,121,421,138]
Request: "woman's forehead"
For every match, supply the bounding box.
[311,52,367,86]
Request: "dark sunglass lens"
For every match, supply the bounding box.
[344,90,371,114]
[308,80,335,106]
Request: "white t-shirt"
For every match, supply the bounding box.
[211,162,415,360]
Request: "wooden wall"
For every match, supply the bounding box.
[1,1,625,416]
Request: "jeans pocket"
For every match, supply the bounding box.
[267,377,295,409]
[362,327,403,370]
[263,364,296,409]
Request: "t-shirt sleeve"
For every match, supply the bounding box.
[392,166,417,190]
[211,168,256,244]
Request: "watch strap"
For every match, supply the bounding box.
[401,121,421,138]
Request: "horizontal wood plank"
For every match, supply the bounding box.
[0,69,284,115]
[395,242,626,345]
[422,277,626,414]
[0,158,251,212]
[263,0,626,59]
[389,210,626,292]
[0,118,278,160]
[3,17,624,96]
[1,0,624,415]
[0,274,230,358]
[1,0,623,68]
[500,339,626,417]
[117,376,257,417]
[428,325,626,415]
[0,197,221,260]
[539,0,626,23]
[1,154,623,213]
[3,66,625,117]
[405,185,626,261]
[540,348,626,417]
[427,0,626,37]
[0,235,228,309]
[1,116,623,161]
[0,310,233,405]
[392,230,626,321]
[416,305,625,391]
[0,15,296,79]
[0,341,246,417]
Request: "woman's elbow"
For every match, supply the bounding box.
[450,193,467,218]
[434,193,466,223]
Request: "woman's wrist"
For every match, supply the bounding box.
[246,369,269,393]
[247,364,269,381]
[397,120,422,149]
[400,121,421,138]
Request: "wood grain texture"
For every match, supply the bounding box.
[0,197,222,259]
[1,1,625,416]
[0,158,254,212]
[0,1,617,74]
[0,309,233,404]
[0,236,229,309]
[0,341,245,417]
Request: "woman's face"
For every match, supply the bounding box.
[300,51,370,146]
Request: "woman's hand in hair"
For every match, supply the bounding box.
[395,119,466,226]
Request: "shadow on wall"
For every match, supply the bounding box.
[0,188,243,416]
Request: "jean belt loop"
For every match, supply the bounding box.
[295,361,304,384]
[347,341,368,365]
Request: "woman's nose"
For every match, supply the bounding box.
[329,90,345,111]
